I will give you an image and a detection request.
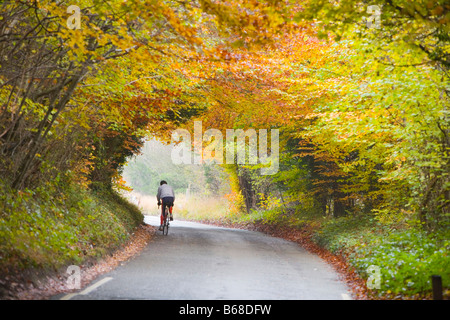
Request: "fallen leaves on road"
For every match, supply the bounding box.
[1,224,156,300]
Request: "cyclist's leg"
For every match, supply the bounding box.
[161,197,173,220]
[165,197,174,221]
[159,200,165,230]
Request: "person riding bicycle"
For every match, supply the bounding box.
[157,180,175,231]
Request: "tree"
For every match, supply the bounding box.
[0,0,293,191]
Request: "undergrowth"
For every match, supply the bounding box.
[236,208,450,299]
[0,178,143,276]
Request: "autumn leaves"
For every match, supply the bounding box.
[1,0,447,227]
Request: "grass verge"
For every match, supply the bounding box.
[0,179,145,298]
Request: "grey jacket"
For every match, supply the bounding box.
[157,184,175,202]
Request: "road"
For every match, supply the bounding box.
[57,215,352,300]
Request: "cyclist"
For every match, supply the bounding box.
[157,180,175,231]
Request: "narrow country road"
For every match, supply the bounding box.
[56,215,352,300]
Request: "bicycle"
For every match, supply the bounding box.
[159,205,170,235]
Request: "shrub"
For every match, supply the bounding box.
[349,229,449,297]
[0,179,143,274]
[313,214,450,297]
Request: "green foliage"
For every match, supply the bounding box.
[351,229,449,297]
[313,215,450,297]
[0,178,143,273]
[286,32,450,228]
[296,0,450,68]
[239,206,308,230]
[312,214,375,252]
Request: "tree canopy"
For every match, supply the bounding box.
[0,0,448,228]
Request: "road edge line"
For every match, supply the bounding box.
[60,277,113,300]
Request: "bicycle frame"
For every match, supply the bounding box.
[162,206,170,235]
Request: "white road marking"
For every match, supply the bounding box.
[59,293,78,300]
[60,277,113,300]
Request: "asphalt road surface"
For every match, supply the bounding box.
[57,215,352,300]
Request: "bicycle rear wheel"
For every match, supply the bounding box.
[163,221,169,235]
[163,207,169,235]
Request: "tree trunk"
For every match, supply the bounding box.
[237,167,255,213]
[11,71,84,189]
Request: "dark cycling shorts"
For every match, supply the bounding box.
[162,196,174,207]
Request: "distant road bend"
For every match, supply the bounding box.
[57,215,352,300]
